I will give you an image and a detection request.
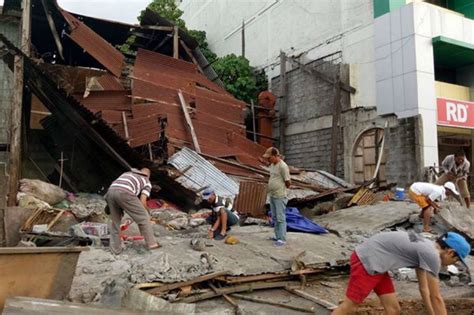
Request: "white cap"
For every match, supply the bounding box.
[444,182,459,195]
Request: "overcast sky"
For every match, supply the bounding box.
[0,0,152,24]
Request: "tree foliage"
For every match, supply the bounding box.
[213,54,267,103]
[138,0,186,28]
[187,30,217,64]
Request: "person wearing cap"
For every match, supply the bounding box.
[332,230,471,315]
[201,188,239,241]
[436,150,471,209]
[408,181,459,233]
[262,147,291,247]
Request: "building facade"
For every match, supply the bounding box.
[181,0,474,190]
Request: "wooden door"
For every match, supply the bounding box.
[353,128,387,186]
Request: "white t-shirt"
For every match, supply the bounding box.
[410,182,446,201]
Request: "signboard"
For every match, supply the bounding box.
[437,98,474,129]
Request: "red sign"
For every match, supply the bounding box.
[437,98,474,129]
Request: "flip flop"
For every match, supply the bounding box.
[149,243,162,250]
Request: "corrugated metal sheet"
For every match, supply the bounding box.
[234,182,268,218]
[61,10,124,77]
[74,90,131,112]
[168,147,239,198]
[97,74,124,90]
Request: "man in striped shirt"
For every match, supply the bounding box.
[105,168,160,254]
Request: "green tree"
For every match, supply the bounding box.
[187,30,217,64]
[138,0,186,28]
[213,54,267,103]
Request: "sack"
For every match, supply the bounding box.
[19,179,66,205]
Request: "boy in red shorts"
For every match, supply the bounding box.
[332,231,470,315]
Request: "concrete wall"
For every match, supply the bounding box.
[180,0,377,108]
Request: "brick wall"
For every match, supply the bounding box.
[271,56,348,178]
[284,128,344,176]
[384,116,422,186]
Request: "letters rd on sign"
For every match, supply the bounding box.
[437,98,474,129]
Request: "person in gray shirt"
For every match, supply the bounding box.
[332,231,470,315]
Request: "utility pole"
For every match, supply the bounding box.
[8,0,31,206]
[241,20,245,58]
[279,51,287,154]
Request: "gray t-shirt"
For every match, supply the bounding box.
[355,231,441,276]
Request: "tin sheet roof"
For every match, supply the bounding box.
[168,147,239,198]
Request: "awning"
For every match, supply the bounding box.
[433,36,474,69]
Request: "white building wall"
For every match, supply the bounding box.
[375,2,474,167]
[180,0,377,108]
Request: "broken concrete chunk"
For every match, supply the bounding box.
[69,193,107,219]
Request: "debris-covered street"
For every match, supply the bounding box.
[0,0,474,314]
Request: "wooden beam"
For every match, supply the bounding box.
[330,70,341,175]
[121,111,129,141]
[176,281,300,303]
[8,0,31,206]
[147,271,228,295]
[279,51,287,154]
[286,288,338,310]
[288,57,356,94]
[177,90,201,153]
[41,0,64,60]
[141,25,174,32]
[250,99,257,142]
[231,294,315,313]
[173,26,179,59]
[179,39,204,74]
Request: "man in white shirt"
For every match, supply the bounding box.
[408,182,459,232]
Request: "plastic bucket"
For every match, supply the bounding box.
[395,187,405,200]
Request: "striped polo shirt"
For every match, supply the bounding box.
[109,169,152,197]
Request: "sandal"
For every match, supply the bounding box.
[148,243,162,250]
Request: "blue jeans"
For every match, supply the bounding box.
[270,196,288,241]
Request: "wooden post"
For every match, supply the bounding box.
[8,0,31,206]
[41,0,64,60]
[279,51,287,154]
[241,20,245,58]
[178,90,201,153]
[173,26,179,59]
[330,68,341,176]
[147,143,153,161]
[58,152,67,188]
[250,99,257,142]
[122,111,129,143]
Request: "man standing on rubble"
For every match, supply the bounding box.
[436,150,471,209]
[263,147,291,247]
[201,188,239,240]
[105,168,160,254]
[408,181,459,233]
[332,231,471,315]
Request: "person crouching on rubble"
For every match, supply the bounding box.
[201,188,239,240]
[105,168,160,254]
[408,181,459,233]
[332,231,471,315]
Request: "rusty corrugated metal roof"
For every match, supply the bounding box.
[234,181,268,218]
[61,10,125,77]
[97,74,124,90]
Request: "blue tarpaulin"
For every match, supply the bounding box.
[269,207,328,234]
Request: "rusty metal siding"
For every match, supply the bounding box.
[234,181,268,218]
[61,11,124,77]
[168,147,239,198]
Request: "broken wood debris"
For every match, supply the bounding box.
[347,186,376,206]
[231,293,315,313]
[286,288,338,310]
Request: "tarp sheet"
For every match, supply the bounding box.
[270,207,327,234]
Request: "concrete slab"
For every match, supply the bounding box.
[438,201,474,239]
[69,226,351,303]
[4,207,34,246]
[315,201,419,234]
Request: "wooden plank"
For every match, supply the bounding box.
[173,26,179,59]
[176,281,300,303]
[121,111,129,141]
[177,90,201,153]
[330,71,341,175]
[141,25,174,32]
[286,288,337,310]
[180,39,204,74]
[147,271,228,295]
[231,294,315,313]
